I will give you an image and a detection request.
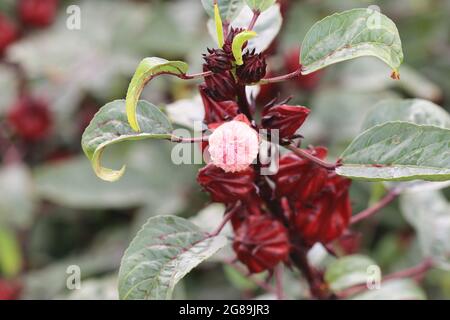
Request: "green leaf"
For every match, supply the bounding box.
[300,8,403,75]
[362,98,450,131]
[118,216,227,300]
[245,0,276,12]
[400,190,450,269]
[201,0,244,22]
[325,255,377,292]
[351,279,426,300]
[0,227,22,278]
[126,57,188,132]
[337,122,450,181]
[81,100,173,182]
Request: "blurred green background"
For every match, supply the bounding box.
[0,0,449,299]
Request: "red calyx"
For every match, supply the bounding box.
[229,192,264,231]
[199,85,239,124]
[233,215,290,273]
[202,67,237,102]
[261,100,310,139]
[0,13,18,56]
[197,164,255,203]
[294,173,352,245]
[271,147,328,200]
[236,49,267,84]
[7,96,53,142]
[203,48,233,73]
[18,0,59,28]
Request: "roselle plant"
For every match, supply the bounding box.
[81,0,450,300]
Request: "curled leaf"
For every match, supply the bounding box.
[125,58,188,132]
[82,100,173,182]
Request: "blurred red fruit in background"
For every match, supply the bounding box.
[18,0,59,28]
[7,96,53,142]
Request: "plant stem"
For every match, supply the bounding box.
[170,135,208,143]
[350,189,400,225]
[384,258,433,282]
[236,85,253,120]
[209,203,239,237]
[223,260,278,295]
[248,11,261,31]
[259,67,302,84]
[182,71,213,80]
[290,247,330,299]
[275,264,285,300]
[286,144,337,171]
[337,258,434,298]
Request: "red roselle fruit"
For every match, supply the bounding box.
[233,215,290,273]
[7,96,53,141]
[294,173,352,245]
[285,48,323,90]
[261,99,310,139]
[197,164,255,203]
[199,85,239,123]
[271,147,329,200]
[0,13,18,56]
[18,0,59,28]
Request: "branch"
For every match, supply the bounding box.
[275,264,285,300]
[337,258,434,298]
[247,11,261,31]
[350,188,401,225]
[209,202,240,237]
[223,260,278,295]
[290,247,331,299]
[259,67,302,85]
[286,144,337,171]
[170,135,208,143]
[181,70,213,80]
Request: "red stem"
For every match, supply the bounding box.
[275,265,285,300]
[286,144,337,171]
[209,202,240,237]
[248,11,261,31]
[350,189,400,225]
[338,258,433,298]
[182,71,213,80]
[259,67,302,84]
[170,135,208,143]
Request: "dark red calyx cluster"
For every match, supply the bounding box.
[199,85,239,123]
[270,147,352,245]
[7,96,53,141]
[233,215,290,273]
[294,173,352,245]
[197,164,255,203]
[272,147,328,200]
[261,97,310,140]
[18,0,59,28]
[203,48,233,73]
[202,70,237,102]
[0,13,18,56]
[236,49,267,84]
